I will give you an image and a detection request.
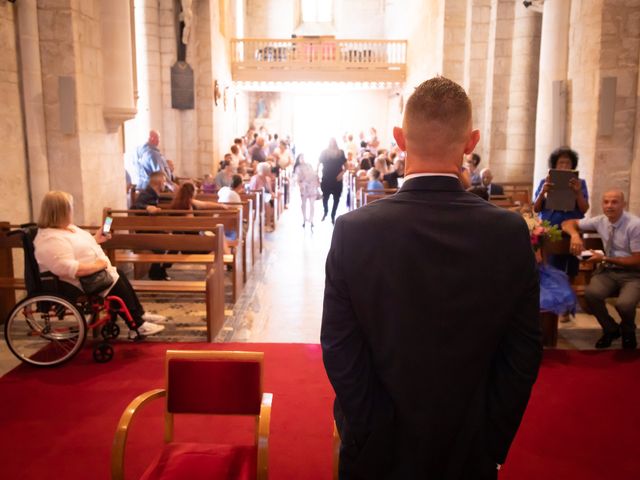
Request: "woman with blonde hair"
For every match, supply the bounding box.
[34,191,165,336]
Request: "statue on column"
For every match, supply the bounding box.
[172,0,194,109]
[180,0,193,46]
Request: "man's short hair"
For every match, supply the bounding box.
[404,76,472,147]
[231,175,243,189]
[234,138,242,145]
[149,171,165,182]
[471,153,481,167]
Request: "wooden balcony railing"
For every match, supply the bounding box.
[230,37,407,82]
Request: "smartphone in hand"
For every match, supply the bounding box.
[102,216,113,236]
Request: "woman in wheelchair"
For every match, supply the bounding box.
[34,191,164,337]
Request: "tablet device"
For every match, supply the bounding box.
[546,169,579,211]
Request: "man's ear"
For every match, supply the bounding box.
[463,129,480,155]
[393,126,406,151]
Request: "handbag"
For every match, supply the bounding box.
[79,269,114,295]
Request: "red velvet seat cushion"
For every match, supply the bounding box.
[139,443,257,480]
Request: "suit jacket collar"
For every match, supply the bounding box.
[399,175,465,193]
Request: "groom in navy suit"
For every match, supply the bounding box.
[321,77,542,479]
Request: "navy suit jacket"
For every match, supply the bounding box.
[321,176,541,479]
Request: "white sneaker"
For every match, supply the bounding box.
[142,312,167,323]
[137,321,165,336]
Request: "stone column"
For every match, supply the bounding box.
[442,0,467,85]
[533,0,571,191]
[125,0,163,151]
[502,2,541,182]
[629,47,640,213]
[483,0,541,183]
[37,0,128,224]
[0,3,30,223]
[404,0,444,90]
[16,0,49,219]
[100,0,137,133]
[590,0,640,213]
[568,0,640,214]
[37,0,86,219]
[463,0,491,159]
[482,0,515,178]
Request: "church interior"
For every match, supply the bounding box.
[1,0,640,478]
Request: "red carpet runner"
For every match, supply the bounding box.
[0,344,639,479]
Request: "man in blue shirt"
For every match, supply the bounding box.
[563,190,640,349]
[136,130,174,190]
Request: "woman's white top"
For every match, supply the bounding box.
[34,225,119,292]
[217,186,242,203]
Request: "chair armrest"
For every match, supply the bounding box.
[256,392,273,480]
[111,388,166,480]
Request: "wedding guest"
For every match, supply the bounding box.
[218,175,244,204]
[533,147,589,278]
[563,190,640,350]
[480,168,504,196]
[367,168,384,190]
[215,158,234,189]
[296,154,320,228]
[34,191,165,336]
[465,152,482,186]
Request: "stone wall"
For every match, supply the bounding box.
[590,0,640,213]
[567,1,603,212]
[0,4,31,224]
[245,0,294,38]
[630,46,640,213]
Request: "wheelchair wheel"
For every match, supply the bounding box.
[93,343,114,363]
[4,295,87,367]
[100,323,120,340]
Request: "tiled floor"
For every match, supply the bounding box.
[0,186,625,376]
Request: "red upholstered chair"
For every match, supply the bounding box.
[111,350,272,480]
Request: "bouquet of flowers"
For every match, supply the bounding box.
[520,208,562,251]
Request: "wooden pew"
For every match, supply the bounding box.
[103,210,245,303]
[195,193,262,264]
[102,227,226,342]
[501,182,532,204]
[115,199,255,281]
[354,177,368,208]
[362,188,397,206]
[156,191,264,260]
[489,195,518,208]
[0,222,23,322]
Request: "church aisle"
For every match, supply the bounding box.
[223,186,345,343]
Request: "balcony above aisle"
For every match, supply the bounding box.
[230,37,407,82]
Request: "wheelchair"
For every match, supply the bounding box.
[3,226,141,367]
